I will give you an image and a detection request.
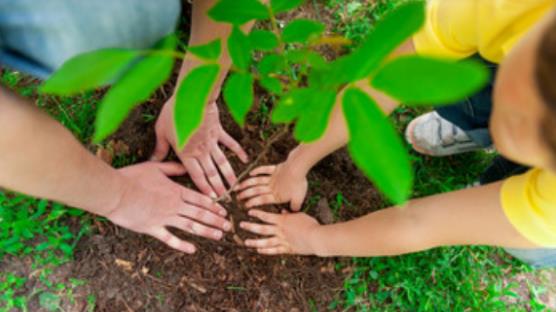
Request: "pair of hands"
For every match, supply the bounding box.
[108,97,323,255]
[106,99,247,253]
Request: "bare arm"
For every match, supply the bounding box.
[0,86,231,253]
[237,40,415,208]
[152,0,257,196]
[240,182,537,256]
[0,86,124,214]
[286,39,416,175]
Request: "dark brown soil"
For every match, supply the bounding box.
[71,81,384,311]
[2,3,386,311]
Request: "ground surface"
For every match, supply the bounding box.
[2,1,556,311]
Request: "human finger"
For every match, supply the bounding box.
[181,187,227,217]
[182,158,216,198]
[179,203,232,232]
[250,165,276,176]
[150,227,196,254]
[290,194,305,211]
[153,162,187,176]
[199,155,227,196]
[239,221,278,236]
[237,186,272,200]
[235,176,271,191]
[248,209,281,224]
[220,131,248,163]
[245,194,278,208]
[244,237,282,248]
[151,126,170,161]
[211,145,238,187]
[257,246,289,255]
[169,216,223,241]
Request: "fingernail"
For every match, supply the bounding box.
[186,246,196,254]
[214,230,223,240]
[219,209,228,217]
[224,222,232,231]
[210,192,217,199]
[239,222,246,228]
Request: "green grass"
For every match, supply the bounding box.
[0,70,97,312]
[1,2,554,310]
[326,0,397,46]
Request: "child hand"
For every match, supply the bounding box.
[240,209,322,255]
[235,163,308,210]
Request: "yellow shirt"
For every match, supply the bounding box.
[414,0,556,246]
[414,0,553,63]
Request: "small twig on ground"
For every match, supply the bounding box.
[215,125,290,203]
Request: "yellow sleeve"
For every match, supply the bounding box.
[501,169,556,247]
[413,0,478,60]
[413,0,553,63]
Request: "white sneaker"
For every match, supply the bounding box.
[405,112,484,156]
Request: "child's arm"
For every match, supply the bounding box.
[237,40,414,208]
[239,181,537,256]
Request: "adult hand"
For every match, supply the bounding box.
[239,209,322,255]
[107,161,232,253]
[152,99,248,198]
[235,163,308,211]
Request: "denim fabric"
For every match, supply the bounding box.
[0,0,181,79]
[433,56,556,268]
[435,56,498,147]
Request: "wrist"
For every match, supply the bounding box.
[309,225,330,257]
[82,169,129,218]
[285,147,313,177]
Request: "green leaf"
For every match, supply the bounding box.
[285,50,327,69]
[342,87,412,204]
[174,64,220,148]
[327,0,425,85]
[271,88,309,123]
[372,56,489,105]
[259,76,283,94]
[282,19,325,43]
[94,36,177,142]
[293,90,336,142]
[208,0,270,25]
[228,26,252,71]
[224,73,254,126]
[271,88,336,142]
[271,0,305,14]
[40,49,139,95]
[188,39,221,61]
[249,30,279,51]
[257,54,284,75]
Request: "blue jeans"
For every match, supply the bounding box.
[0,0,181,78]
[435,57,556,268]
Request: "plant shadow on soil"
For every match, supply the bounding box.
[69,81,385,311]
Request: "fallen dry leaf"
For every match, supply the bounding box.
[115,258,134,272]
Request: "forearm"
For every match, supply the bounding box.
[176,0,257,100]
[285,82,398,174]
[0,87,125,216]
[285,40,415,173]
[311,182,536,257]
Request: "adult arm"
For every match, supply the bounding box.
[152,0,258,197]
[0,86,231,253]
